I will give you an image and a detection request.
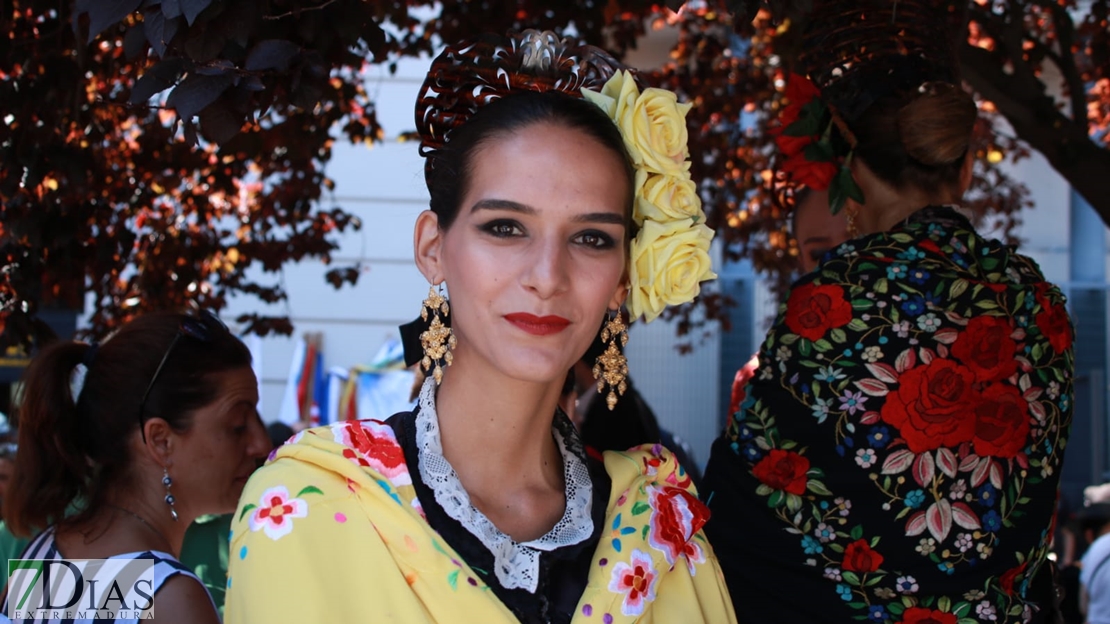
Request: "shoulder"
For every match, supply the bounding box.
[148,572,221,624]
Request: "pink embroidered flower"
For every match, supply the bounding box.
[608,549,659,616]
[646,485,709,574]
[248,486,309,540]
[334,420,411,487]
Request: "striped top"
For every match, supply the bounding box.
[2,528,211,624]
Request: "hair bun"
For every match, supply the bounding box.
[896,82,977,167]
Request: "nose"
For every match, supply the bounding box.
[521,235,571,299]
[247,413,273,459]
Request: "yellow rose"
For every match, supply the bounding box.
[582,70,643,162]
[621,87,692,176]
[628,219,717,323]
[634,170,705,225]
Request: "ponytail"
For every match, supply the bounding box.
[5,341,94,537]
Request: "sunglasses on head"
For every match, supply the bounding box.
[138,310,228,442]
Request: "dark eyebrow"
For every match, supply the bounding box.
[470,198,626,227]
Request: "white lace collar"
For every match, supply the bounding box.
[415,377,595,592]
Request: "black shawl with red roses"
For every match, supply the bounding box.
[702,205,1075,624]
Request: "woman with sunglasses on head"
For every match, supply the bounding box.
[2,311,271,623]
[225,31,733,623]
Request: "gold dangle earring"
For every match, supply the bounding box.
[592,310,629,411]
[419,284,456,385]
[845,203,861,239]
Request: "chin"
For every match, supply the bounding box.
[495,349,575,385]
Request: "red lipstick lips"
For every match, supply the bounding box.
[504,313,571,336]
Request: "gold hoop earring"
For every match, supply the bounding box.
[420,284,456,385]
[592,311,629,411]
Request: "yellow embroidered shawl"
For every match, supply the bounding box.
[225,419,736,623]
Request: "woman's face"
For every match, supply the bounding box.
[169,366,271,517]
[427,121,630,385]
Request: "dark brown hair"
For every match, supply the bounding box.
[426,90,635,231]
[850,82,977,193]
[5,311,251,537]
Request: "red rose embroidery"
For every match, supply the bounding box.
[881,359,977,453]
[999,560,1028,595]
[900,608,957,624]
[972,383,1031,458]
[784,283,853,342]
[1035,302,1073,354]
[647,486,710,570]
[841,539,884,573]
[752,449,810,495]
[951,316,1018,383]
[337,420,410,486]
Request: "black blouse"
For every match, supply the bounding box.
[387,409,611,624]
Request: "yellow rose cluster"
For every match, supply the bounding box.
[583,70,717,323]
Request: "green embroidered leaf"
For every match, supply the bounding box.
[848,318,869,332]
[780,333,799,345]
[642,525,650,540]
[975,300,998,310]
[813,339,833,353]
[296,485,324,498]
[1014,290,1026,312]
[938,596,951,612]
[829,328,847,344]
[447,569,460,590]
[768,490,784,508]
[892,233,913,244]
[887,602,905,616]
[799,339,813,357]
[807,480,831,496]
[864,575,883,586]
[756,484,773,496]
[850,525,863,540]
[958,618,980,624]
[874,278,889,294]
[851,299,872,310]
[828,542,845,554]
[949,279,969,300]
[846,601,867,609]
[631,501,651,516]
[952,601,971,617]
[238,503,257,522]
[785,493,802,513]
[1032,343,1045,361]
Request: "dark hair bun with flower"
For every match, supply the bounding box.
[414,30,632,185]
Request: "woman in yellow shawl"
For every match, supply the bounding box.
[225,30,734,624]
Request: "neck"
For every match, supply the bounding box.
[433,348,565,494]
[853,163,962,235]
[106,482,189,556]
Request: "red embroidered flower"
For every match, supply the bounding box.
[772,74,821,157]
[881,359,977,453]
[999,560,1028,595]
[608,549,659,616]
[781,153,838,190]
[647,485,710,571]
[951,316,1018,383]
[1035,301,1073,354]
[336,420,410,486]
[841,539,884,573]
[784,282,853,342]
[972,382,1031,458]
[900,607,957,624]
[752,449,809,495]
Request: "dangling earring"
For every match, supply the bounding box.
[162,468,178,522]
[845,203,861,239]
[592,311,629,411]
[419,284,457,385]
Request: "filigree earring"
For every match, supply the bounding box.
[163,467,178,522]
[420,284,456,385]
[845,203,861,239]
[592,311,629,411]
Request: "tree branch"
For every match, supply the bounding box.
[1030,0,1089,130]
[961,42,1110,224]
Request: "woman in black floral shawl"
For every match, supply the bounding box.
[701,23,1075,624]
